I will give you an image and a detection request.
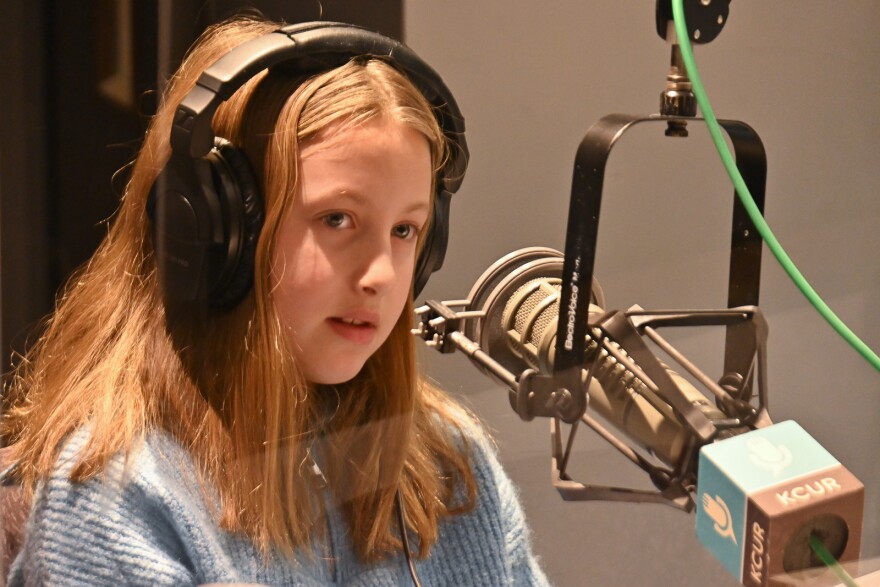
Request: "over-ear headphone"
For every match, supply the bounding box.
[148,21,469,312]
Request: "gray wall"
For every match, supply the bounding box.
[406,2,880,585]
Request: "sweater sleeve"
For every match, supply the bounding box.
[7,435,198,587]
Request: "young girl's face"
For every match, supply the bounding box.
[272,117,433,384]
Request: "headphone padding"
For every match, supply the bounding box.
[209,139,264,308]
[413,189,450,296]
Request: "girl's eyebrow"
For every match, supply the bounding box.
[310,189,430,215]
[402,201,430,214]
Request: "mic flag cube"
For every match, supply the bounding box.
[695,420,863,586]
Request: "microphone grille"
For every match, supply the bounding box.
[504,277,562,369]
[518,282,560,347]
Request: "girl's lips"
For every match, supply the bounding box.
[327,317,378,344]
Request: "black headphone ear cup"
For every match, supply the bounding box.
[208,138,264,308]
[413,189,451,297]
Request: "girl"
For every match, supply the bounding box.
[2,14,550,587]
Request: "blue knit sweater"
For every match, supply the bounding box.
[7,425,551,586]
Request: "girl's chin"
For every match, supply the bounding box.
[305,363,367,386]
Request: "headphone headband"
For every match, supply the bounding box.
[171,22,468,192]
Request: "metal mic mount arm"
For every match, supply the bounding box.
[552,112,767,440]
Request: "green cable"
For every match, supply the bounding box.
[809,535,860,587]
[671,0,880,373]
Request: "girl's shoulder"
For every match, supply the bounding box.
[9,428,234,586]
[52,425,201,494]
[39,426,213,543]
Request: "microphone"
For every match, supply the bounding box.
[459,247,726,469]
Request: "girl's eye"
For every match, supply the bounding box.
[393,223,419,240]
[322,212,353,229]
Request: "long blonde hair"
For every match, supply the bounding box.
[2,15,477,562]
